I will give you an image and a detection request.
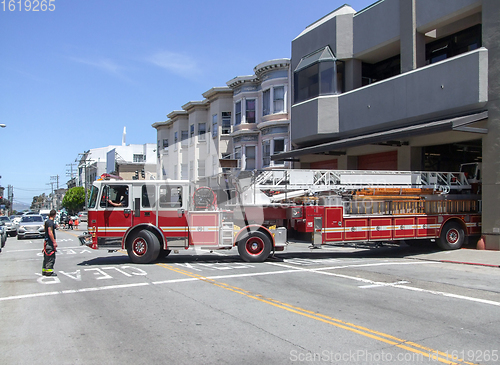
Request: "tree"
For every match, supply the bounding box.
[62,187,85,214]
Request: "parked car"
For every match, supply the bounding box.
[0,216,17,237]
[17,215,45,240]
[0,221,7,250]
[79,212,88,222]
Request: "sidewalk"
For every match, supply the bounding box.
[407,248,500,268]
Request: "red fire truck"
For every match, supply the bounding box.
[79,169,481,263]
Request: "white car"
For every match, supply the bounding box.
[0,216,17,237]
[17,215,45,240]
[79,212,88,222]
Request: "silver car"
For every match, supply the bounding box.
[17,215,45,240]
[0,222,6,250]
[0,216,17,237]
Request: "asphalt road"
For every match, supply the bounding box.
[1,225,500,364]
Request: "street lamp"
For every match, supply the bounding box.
[0,124,6,128]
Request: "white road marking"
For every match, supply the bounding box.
[266,261,500,307]
[6,246,86,253]
[359,280,410,289]
[2,259,499,308]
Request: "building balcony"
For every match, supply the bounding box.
[291,48,488,145]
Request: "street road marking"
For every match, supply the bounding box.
[359,280,410,289]
[0,283,150,301]
[266,261,500,307]
[155,263,478,365]
[6,246,88,253]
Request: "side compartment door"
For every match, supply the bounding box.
[188,212,220,248]
[158,184,189,248]
[324,207,343,242]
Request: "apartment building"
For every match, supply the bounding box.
[153,87,234,181]
[153,59,292,182]
[274,0,499,248]
[226,59,291,170]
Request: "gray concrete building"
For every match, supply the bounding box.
[275,0,499,249]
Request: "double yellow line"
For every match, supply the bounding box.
[156,263,477,365]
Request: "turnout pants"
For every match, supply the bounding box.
[42,243,56,275]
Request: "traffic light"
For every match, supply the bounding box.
[134,171,139,180]
[141,169,145,178]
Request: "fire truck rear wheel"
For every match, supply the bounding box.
[238,231,272,263]
[127,230,160,264]
[438,222,465,250]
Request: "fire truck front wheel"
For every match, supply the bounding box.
[238,231,272,263]
[438,222,465,250]
[127,230,160,264]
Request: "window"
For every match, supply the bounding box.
[190,124,195,139]
[234,146,242,168]
[181,164,188,179]
[181,130,188,147]
[198,159,205,177]
[273,86,284,113]
[362,55,400,86]
[212,114,218,137]
[174,132,178,150]
[162,139,168,149]
[235,101,241,125]
[133,154,145,163]
[159,185,183,208]
[222,112,231,134]
[262,140,271,167]
[245,146,256,170]
[141,185,156,208]
[273,139,285,165]
[246,99,256,123]
[100,185,129,208]
[263,89,271,116]
[426,25,482,65]
[198,123,206,141]
[294,46,344,103]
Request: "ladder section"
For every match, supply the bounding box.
[241,169,471,198]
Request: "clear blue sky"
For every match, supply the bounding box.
[0,0,373,206]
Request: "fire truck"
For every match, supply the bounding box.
[79,169,481,264]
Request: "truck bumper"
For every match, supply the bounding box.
[78,233,93,248]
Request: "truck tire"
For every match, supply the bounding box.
[127,230,160,264]
[238,231,272,263]
[437,222,464,250]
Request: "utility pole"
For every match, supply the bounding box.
[66,163,77,180]
[50,175,59,189]
[46,182,55,209]
[78,151,94,210]
[8,185,13,215]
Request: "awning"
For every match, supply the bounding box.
[272,111,488,161]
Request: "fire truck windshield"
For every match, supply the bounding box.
[88,186,99,209]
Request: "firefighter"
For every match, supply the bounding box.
[42,209,58,276]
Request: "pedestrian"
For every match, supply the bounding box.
[74,217,79,229]
[69,217,73,230]
[42,209,58,276]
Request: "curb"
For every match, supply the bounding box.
[438,260,500,268]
